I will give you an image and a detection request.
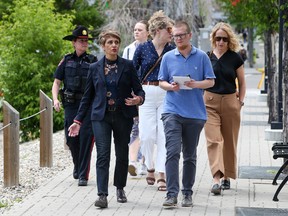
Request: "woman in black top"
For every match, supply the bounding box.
[204,22,246,195]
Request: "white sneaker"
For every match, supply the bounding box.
[138,163,147,175]
[128,162,137,176]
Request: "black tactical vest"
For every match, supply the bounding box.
[64,53,97,93]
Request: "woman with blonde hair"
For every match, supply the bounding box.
[204,22,246,195]
[133,10,175,191]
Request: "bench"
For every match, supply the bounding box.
[271,143,288,201]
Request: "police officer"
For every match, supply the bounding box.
[52,25,97,186]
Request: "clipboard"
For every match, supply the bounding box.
[173,76,192,90]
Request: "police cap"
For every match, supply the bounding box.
[63,25,94,41]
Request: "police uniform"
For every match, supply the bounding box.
[53,26,97,186]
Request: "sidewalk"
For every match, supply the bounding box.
[3,67,288,216]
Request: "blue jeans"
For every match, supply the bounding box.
[161,113,205,198]
[92,111,133,196]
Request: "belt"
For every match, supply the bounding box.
[107,106,121,112]
[142,81,159,86]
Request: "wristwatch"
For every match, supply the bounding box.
[240,101,244,106]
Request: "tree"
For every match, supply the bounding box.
[282,1,288,144]
[0,0,13,20]
[97,0,208,53]
[54,0,105,37]
[0,0,74,141]
[1,0,105,37]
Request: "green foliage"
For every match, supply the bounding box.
[0,0,74,142]
[0,200,8,208]
[217,0,281,35]
[281,2,288,27]
[54,0,105,37]
[0,0,14,20]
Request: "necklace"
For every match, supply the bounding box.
[104,59,118,76]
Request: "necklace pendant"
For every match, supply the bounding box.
[107,91,112,97]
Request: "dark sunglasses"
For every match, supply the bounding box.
[215,36,229,42]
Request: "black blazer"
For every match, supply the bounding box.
[75,56,145,122]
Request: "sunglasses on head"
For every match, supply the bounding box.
[215,36,229,42]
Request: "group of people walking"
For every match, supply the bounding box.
[52,10,246,209]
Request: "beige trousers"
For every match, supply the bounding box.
[204,91,241,179]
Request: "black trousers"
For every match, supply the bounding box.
[64,103,94,180]
[92,110,133,196]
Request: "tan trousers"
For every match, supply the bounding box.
[204,91,241,179]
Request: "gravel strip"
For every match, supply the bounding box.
[0,130,71,214]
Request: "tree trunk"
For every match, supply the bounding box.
[248,27,254,68]
[264,30,278,123]
[283,9,288,144]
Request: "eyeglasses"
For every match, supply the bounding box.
[215,36,229,42]
[172,33,188,40]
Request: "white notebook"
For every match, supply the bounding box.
[172,76,192,90]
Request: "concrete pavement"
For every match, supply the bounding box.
[2,66,288,216]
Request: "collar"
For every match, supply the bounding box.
[174,45,197,57]
[73,51,87,58]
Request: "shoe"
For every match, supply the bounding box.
[138,163,147,175]
[211,183,221,195]
[146,169,155,185]
[128,162,137,176]
[221,179,230,190]
[73,167,78,179]
[181,195,193,207]
[78,178,87,186]
[117,189,127,203]
[162,196,177,208]
[94,194,108,208]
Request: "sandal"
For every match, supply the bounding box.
[146,169,155,185]
[157,179,166,191]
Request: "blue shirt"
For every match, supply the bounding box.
[158,46,215,120]
[133,40,175,82]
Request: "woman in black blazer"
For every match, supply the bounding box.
[68,29,145,208]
